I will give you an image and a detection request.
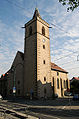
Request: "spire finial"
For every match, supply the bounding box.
[35,0,37,9]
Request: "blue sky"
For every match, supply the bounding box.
[0,0,79,79]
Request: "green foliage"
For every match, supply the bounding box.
[70,80,79,93]
[59,0,79,11]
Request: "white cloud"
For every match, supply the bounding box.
[0,20,24,76]
[0,0,79,79]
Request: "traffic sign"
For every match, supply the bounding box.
[13,87,16,93]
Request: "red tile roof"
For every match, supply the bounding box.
[72,77,79,80]
[51,62,68,73]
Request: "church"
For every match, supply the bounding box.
[1,8,70,99]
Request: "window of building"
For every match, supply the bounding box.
[64,80,66,89]
[43,60,45,64]
[18,80,20,85]
[44,77,46,81]
[29,26,32,35]
[66,80,68,89]
[42,26,45,36]
[57,72,59,76]
[60,78,62,88]
[52,77,54,81]
[18,89,20,95]
[52,77,54,89]
[52,77,54,85]
[43,45,45,49]
[57,78,59,89]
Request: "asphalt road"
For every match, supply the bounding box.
[0,98,79,119]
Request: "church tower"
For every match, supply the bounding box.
[24,8,52,98]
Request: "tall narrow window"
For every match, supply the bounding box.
[66,80,68,89]
[43,60,45,64]
[18,80,20,85]
[57,78,59,89]
[57,72,59,76]
[43,45,45,49]
[52,77,54,90]
[29,26,32,35]
[18,89,20,95]
[42,26,45,36]
[44,77,46,81]
[64,80,66,89]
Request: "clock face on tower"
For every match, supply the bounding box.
[42,39,45,43]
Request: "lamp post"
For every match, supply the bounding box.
[11,67,16,97]
[11,63,24,98]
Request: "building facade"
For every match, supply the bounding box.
[0,8,70,99]
[24,8,52,98]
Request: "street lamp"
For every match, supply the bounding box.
[11,66,16,97]
[11,63,24,98]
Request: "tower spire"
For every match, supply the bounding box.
[33,8,41,19]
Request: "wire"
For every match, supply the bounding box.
[57,59,76,66]
[51,23,70,34]
[67,66,79,70]
[5,0,27,11]
[51,40,79,51]
[4,0,32,17]
[54,50,78,62]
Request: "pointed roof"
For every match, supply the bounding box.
[33,8,41,19]
[51,62,68,73]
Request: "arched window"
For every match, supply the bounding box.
[29,26,32,35]
[57,78,59,89]
[44,77,46,81]
[42,26,45,36]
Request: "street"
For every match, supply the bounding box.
[0,98,79,119]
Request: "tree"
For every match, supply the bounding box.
[59,0,79,11]
[70,80,79,94]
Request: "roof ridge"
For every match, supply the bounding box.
[51,62,68,73]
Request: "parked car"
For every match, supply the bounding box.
[64,90,72,96]
[0,94,3,100]
[73,94,79,101]
[64,92,72,96]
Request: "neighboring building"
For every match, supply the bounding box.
[51,63,69,97]
[1,8,70,99]
[7,51,24,97]
[0,73,8,97]
[70,77,79,94]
